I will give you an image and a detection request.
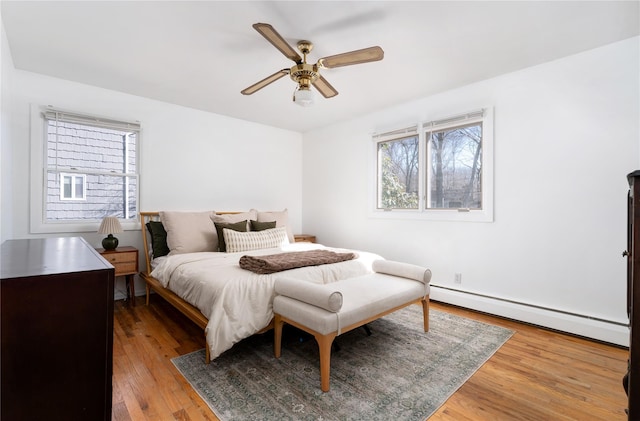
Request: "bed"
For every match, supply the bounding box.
[139,210,382,362]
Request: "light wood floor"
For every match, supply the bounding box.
[112,295,629,420]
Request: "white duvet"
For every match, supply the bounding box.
[150,242,382,360]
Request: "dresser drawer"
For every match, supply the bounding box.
[98,247,138,277]
[113,262,137,276]
[102,252,137,265]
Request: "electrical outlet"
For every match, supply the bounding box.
[454,273,462,284]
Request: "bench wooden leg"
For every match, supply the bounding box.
[314,332,337,392]
[274,314,284,358]
[422,296,430,332]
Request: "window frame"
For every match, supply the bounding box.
[371,107,494,222]
[30,104,141,233]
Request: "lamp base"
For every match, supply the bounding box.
[102,234,119,251]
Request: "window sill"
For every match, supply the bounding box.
[30,220,141,234]
[369,208,493,222]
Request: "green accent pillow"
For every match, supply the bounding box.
[250,220,277,231]
[215,220,248,252]
[146,221,170,258]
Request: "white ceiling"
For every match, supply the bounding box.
[2,1,638,133]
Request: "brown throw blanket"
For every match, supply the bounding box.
[239,249,358,274]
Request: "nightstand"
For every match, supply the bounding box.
[294,234,316,243]
[97,246,138,305]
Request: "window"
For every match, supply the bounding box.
[374,108,493,222]
[30,106,140,233]
[60,173,86,200]
[377,128,420,210]
[427,121,482,209]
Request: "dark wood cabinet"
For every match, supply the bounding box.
[1,237,115,420]
[626,171,640,420]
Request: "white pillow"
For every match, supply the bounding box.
[257,209,295,243]
[160,211,216,255]
[224,226,289,253]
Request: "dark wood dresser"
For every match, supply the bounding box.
[626,171,640,420]
[1,237,115,420]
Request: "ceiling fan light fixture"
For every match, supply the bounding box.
[243,23,384,103]
[293,86,315,107]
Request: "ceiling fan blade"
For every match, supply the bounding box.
[319,46,384,69]
[241,69,289,95]
[253,23,302,64]
[312,75,339,98]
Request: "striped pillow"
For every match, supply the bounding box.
[224,226,289,253]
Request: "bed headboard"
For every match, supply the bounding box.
[139,211,241,275]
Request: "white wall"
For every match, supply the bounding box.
[302,37,640,345]
[1,25,303,298]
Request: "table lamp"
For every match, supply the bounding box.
[98,216,123,251]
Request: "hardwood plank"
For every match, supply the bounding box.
[115,365,149,420]
[112,297,628,420]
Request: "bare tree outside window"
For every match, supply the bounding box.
[429,122,482,209]
[377,135,419,209]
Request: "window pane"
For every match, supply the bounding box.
[74,176,84,199]
[47,121,137,174]
[377,136,419,209]
[62,175,72,199]
[428,123,482,209]
[47,172,137,221]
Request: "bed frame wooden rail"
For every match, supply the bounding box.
[139,211,213,362]
[138,211,273,364]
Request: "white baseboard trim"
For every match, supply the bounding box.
[430,285,629,347]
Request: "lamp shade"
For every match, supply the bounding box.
[293,87,314,107]
[98,216,123,234]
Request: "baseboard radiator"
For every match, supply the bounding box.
[430,285,629,347]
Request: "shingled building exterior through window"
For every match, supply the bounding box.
[30,106,140,233]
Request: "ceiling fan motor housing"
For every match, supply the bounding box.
[290,63,319,88]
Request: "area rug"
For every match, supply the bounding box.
[172,306,514,421]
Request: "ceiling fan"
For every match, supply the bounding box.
[241,23,384,106]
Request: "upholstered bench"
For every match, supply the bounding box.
[273,259,432,392]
